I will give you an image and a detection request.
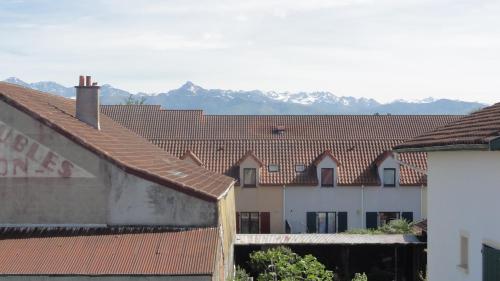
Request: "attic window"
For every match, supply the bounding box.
[268,164,280,172]
[295,164,306,173]
[273,126,286,135]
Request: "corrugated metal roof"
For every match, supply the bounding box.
[235,233,423,245]
[0,227,219,276]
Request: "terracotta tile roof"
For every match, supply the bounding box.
[0,227,218,276]
[102,106,461,186]
[101,105,462,140]
[0,82,234,201]
[396,102,500,150]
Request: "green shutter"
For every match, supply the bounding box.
[483,245,500,281]
[366,212,378,229]
[402,212,413,223]
[337,212,348,233]
[306,212,317,233]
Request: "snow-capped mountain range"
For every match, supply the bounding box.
[2,77,486,115]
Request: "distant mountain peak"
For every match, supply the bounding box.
[4,77,29,87]
[2,77,486,115]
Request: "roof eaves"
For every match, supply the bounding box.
[394,143,489,153]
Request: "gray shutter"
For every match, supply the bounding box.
[337,212,348,233]
[366,212,378,229]
[306,212,317,233]
[402,212,413,223]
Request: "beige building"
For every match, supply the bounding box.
[0,78,236,281]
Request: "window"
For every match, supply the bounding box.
[239,212,259,234]
[295,164,306,173]
[306,212,347,233]
[243,168,256,187]
[268,164,279,172]
[459,235,468,272]
[378,212,400,226]
[317,212,336,233]
[321,168,334,187]
[383,168,396,187]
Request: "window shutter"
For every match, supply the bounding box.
[260,212,271,234]
[306,212,317,233]
[402,212,413,223]
[366,212,378,229]
[337,212,348,233]
[236,212,240,233]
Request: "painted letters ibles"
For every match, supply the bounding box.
[0,120,94,178]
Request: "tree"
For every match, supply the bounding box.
[248,246,334,281]
[122,94,147,105]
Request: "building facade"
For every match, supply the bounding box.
[396,102,500,281]
[0,80,236,281]
[103,106,461,234]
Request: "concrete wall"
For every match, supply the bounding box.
[217,186,236,280]
[0,276,211,281]
[427,151,500,281]
[0,101,218,227]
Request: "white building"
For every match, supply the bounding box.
[395,102,500,281]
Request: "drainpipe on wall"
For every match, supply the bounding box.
[282,185,286,233]
[361,185,365,228]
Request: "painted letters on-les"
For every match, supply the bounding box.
[0,120,93,178]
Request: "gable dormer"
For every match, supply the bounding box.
[180,150,204,166]
[374,151,399,187]
[237,150,263,187]
[313,150,340,187]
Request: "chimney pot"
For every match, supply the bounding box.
[79,76,85,87]
[75,75,100,130]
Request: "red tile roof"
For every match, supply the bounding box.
[0,82,234,201]
[0,227,218,276]
[396,102,500,150]
[102,106,460,186]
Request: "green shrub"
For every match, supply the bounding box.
[344,219,413,234]
[351,273,368,281]
[248,246,334,281]
[231,266,250,281]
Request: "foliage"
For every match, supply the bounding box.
[351,273,368,281]
[248,246,334,281]
[122,94,147,105]
[344,219,413,234]
[232,266,250,281]
[418,270,428,281]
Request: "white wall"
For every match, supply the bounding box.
[284,156,423,233]
[428,151,500,281]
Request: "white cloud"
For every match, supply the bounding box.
[0,0,499,103]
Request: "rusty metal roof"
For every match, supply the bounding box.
[235,233,423,245]
[0,227,219,276]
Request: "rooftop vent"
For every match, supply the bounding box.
[273,125,286,135]
[75,75,100,130]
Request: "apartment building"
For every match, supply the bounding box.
[0,79,236,281]
[103,106,461,234]
[396,102,500,281]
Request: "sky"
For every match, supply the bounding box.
[0,0,499,104]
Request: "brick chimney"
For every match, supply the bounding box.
[75,75,100,130]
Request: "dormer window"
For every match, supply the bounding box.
[295,164,306,173]
[243,168,257,187]
[268,164,279,172]
[321,168,334,187]
[383,168,396,187]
